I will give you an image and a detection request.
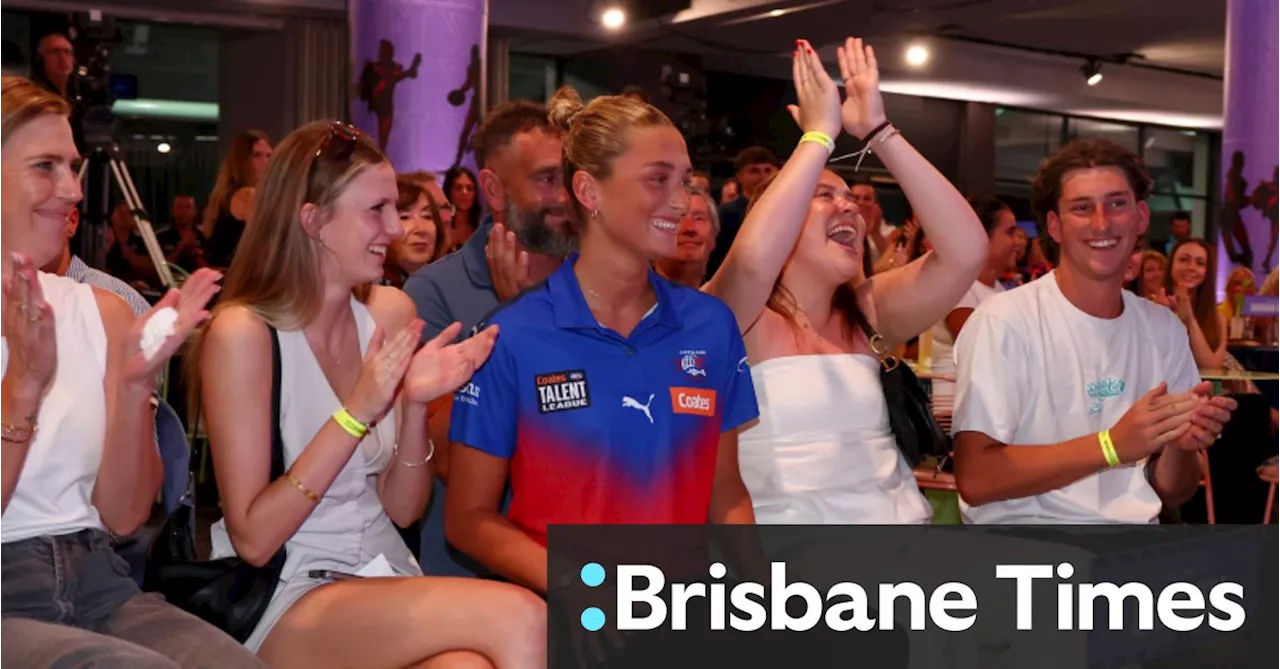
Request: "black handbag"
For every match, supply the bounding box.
[143,326,287,643]
[856,318,950,468]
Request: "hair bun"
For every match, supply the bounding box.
[547,85,585,132]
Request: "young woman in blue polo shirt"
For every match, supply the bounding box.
[705,37,988,524]
[445,75,762,594]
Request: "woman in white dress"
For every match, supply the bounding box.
[196,121,545,668]
[704,38,987,524]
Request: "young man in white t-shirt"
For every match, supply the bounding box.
[951,139,1237,524]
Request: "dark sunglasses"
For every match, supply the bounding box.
[310,121,361,173]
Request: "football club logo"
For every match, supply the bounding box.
[535,369,591,414]
[677,349,708,378]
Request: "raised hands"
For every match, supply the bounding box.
[785,39,842,139]
[486,222,532,303]
[344,320,424,425]
[120,267,222,388]
[2,253,57,401]
[835,37,887,140]
[403,322,499,405]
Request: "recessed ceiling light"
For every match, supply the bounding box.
[905,44,929,66]
[602,7,626,30]
[157,142,171,154]
[769,9,785,17]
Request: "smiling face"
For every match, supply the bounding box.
[579,124,692,262]
[670,193,715,264]
[1140,256,1165,296]
[490,129,575,257]
[783,170,865,286]
[1169,241,1209,291]
[1,113,83,268]
[309,162,402,286]
[1046,165,1150,284]
[390,193,438,274]
[987,208,1022,274]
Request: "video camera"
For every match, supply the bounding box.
[68,10,123,149]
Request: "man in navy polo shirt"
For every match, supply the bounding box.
[404,100,575,342]
[401,100,576,576]
[444,254,758,592]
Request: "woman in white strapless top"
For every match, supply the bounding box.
[702,38,987,525]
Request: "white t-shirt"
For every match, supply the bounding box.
[952,271,1200,525]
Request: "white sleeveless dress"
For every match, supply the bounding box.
[1,273,109,543]
[210,298,420,651]
[738,354,933,525]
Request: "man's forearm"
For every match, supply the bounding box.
[954,432,1111,506]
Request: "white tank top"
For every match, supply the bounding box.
[737,354,933,525]
[1,273,109,543]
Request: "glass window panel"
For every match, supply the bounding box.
[995,108,1062,184]
[1145,196,1208,251]
[509,53,555,103]
[1143,127,1211,197]
[1066,117,1139,152]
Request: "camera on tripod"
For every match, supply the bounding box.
[68,10,122,150]
[66,10,175,289]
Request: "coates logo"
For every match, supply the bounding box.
[669,387,716,417]
[676,350,708,378]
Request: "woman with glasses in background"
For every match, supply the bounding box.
[383,178,451,288]
[195,120,545,668]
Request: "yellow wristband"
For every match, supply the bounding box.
[333,407,369,439]
[1098,429,1120,467]
[799,130,835,154]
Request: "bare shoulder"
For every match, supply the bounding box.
[91,286,135,336]
[365,285,418,331]
[229,187,257,220]
[853,280,879,329]
[204,304,271,359]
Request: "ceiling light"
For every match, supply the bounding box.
[1082,60,1103,86]
[769,9,785,17]
[905,44,929,67]
[601,7,626,30]
[157,142,171,154]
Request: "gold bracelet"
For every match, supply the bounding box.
[333,407,369,439]
[286,472,321,503]
[1,414,37,444]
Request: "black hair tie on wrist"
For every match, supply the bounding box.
[860,119,892,144]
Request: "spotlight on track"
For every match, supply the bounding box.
[1082,59,1103,86]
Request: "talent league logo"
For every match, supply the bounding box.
[677,349,708,378]
[535,369,591,414]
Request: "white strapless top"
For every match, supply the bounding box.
[738,354,932,525]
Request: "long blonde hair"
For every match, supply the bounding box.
[186,121,387,411]
[201,129,269,231]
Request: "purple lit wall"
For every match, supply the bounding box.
[1218,0,1278,294]
[349,0,486,176]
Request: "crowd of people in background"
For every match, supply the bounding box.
[2,28,1275,669]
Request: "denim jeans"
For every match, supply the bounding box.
[1,529,264,669]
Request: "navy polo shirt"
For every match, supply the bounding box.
[449,253,759,546]
[404,215,498,343]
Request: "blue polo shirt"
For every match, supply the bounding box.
[404,215,498,343]
[450,253,759,546]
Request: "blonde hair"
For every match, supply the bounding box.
[185,121,387,413]
[547,85,674,225]
[1,75,70,146]
[1261,268,1279,297]
[201,129,270,231]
